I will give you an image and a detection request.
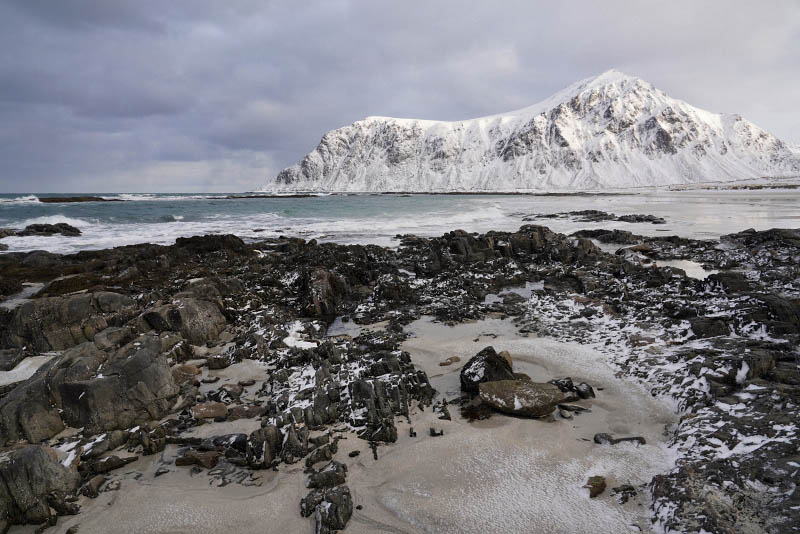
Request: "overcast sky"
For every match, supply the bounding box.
[0,1,798,193]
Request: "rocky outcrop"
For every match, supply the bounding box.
[0,349,24,372]
[478,380,569,417]
[303,268,350,317]
[300,485,353,534]
[143,297,227,346]
[38,196,121,203]
[16,223,81,237]
[0,445,81,529]
[0,336,180,446]
[460,346,515,394]
[1,292,137,351]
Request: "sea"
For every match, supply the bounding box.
[1,191,799,255]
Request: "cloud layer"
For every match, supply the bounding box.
[1,0,798,192]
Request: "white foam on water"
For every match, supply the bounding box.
[0,195,40,204]
[1,190,799,255]
[14,214,96,229]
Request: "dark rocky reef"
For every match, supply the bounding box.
[0,225,797,533]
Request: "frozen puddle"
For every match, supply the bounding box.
[345,317,678,534]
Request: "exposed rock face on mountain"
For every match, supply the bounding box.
[268,70,800,191]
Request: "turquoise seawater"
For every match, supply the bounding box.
[1,191,798,254]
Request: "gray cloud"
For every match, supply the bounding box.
[0,0,798,192]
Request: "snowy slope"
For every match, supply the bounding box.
[266,70,800,192]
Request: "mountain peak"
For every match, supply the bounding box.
[269,72,800,192]
[565,69,649,97]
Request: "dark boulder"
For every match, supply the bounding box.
[143,297,227,345]
[300,485,353,534]
[247,425,281,468]
[303,268,350,317]
[0,445,81,528]
[0,349,25,372]
[16,223,81,237]
[307,461,347,489]
[690,317,729,338]
[460,346,515,394]
[174,234,246,254]
[175,450,220,469]
[280,423,309,464]
[478,380,569,417]
[0,336,180,446]
[1,292,136,351]
[549,377,595,400]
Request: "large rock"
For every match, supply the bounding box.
[478,380,569,417]
[300,485,353,534]
[143,298,226,345]
[0,336,180,446]
[247,425,281,468]
[174,234,246,254]
[303,268,350,317]
[0,349,25,372]
[0,445,81,528]
[1,292,136,351]
[16,223,81,237]
[307,461,347,489]
[460,346,515,394]
[690,317,729,338]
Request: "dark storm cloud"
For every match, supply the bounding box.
[0,0,798,192]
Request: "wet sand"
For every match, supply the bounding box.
[10,317,677,534]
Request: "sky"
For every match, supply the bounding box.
[0,1,798,193]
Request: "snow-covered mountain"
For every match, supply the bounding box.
[266,70,800,192]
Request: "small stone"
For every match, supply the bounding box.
[348,450,361,458]
[611,484,638,504]
[191,401,228,420]
[585,476,606,498]
[80,476,107,498]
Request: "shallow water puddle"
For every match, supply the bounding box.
[483,281,544,306]
[653,258,718,280]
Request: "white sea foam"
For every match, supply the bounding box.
[0,195,40,204]
[1,190,799,255]
[108,194,219,201]
[15,214,96,228]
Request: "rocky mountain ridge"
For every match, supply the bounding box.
[268,69,800,191]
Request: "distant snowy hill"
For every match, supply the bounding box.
[265,70,800,192]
